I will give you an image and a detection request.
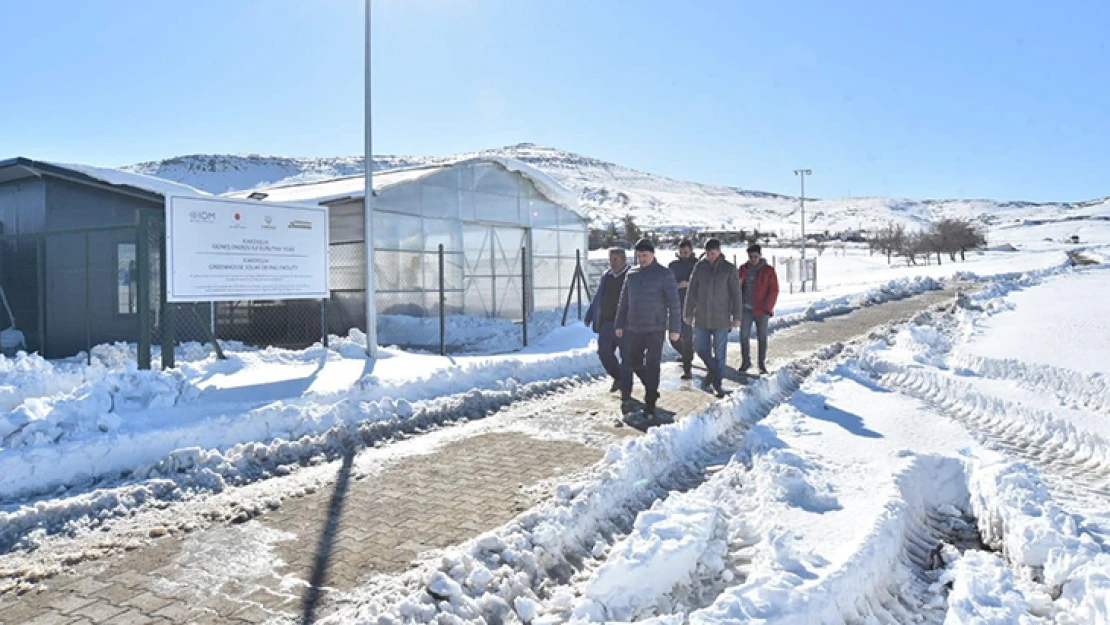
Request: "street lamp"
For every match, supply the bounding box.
[364,0,378,359]
[794,169,811,292]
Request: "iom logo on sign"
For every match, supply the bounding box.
[188,210,217,224]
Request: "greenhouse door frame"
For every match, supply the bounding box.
[462,223,528,320]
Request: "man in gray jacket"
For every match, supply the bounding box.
[615,238,682,416]
[683,238,742,396]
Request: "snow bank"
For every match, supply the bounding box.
[941,550,1043,625]
[378,310,577,354]
[324,368,809,624]
[968,459,1110,623]
[744,275,943,340]
[0,331,601,503]
[691,454,969,624]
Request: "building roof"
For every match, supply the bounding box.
[0,157,209,200]
[225,157,586,220]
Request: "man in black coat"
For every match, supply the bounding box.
[584,248,630,392]
[615,238,682,416]
[668,239,697,379]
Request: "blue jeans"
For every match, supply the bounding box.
[740,310,770,368]
[694,327,730,388]
[597,321,622,381]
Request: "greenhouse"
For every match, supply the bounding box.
[232,157,590,333]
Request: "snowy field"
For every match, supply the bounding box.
[322,261,1110,624]
[1,220,1109,622]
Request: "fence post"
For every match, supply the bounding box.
[576,249,583,320]
[321,298,329,348]
[813,259,818,291]
[37,236,47,357]
[438,244,446,356]
[137,213,151,370]
[160,231,175,370]
[84,232,91,365]
[521,246,528,348]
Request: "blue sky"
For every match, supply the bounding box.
[2,0,1106,201]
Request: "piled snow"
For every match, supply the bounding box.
[47,160,209,197]
[577,501,727,620]
[941,551,1042,625]
[0,324,599,504]
[378,310,575,354]
[323,366,811,624]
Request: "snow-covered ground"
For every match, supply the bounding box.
[318,261,1110,625]
[3,215,1110,623]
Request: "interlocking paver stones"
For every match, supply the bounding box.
[70,600,126,624]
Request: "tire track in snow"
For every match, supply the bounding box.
[951,352,1110,417]
[879,368,1110,515]
[685,455,985,625]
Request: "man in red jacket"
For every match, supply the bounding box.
[738,244,779,374]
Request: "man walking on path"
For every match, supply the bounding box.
[615,238,681,416]
[683,238,742,397]
[584,248,630,392]
[669,239,697,379]
[739,244,780,374]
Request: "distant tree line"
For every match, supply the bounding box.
[868,218,985,265]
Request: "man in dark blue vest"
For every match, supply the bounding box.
[584,247,630,392]
[615,238,682,416]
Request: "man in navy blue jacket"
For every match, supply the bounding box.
[584,248,630,392]
[615,238,682,416]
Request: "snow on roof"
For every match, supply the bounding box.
[226,158,586,219]
[46,161,210,198]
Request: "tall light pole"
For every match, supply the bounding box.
[794,169,811,292]
[363,0,378,359]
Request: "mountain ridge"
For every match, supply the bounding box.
[124,144,1110,234]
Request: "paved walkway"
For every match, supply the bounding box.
[0,287,960,624]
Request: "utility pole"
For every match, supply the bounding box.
[363,0,378,359]
[794,169,812,292]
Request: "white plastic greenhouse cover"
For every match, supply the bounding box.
[226,157,584,218]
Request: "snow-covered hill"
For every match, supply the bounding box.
[125,144,1110,235]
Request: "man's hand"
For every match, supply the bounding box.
[732,319,742,328]
[669,332,681,342]
[616,328,624,338]
[677,281,689,289]
[684,316,693,326]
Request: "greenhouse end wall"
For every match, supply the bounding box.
[326,161,588,335]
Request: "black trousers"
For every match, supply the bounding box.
[621,330,666,403]
[670,321,694,372]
